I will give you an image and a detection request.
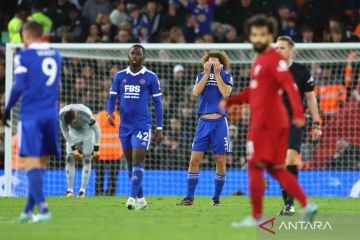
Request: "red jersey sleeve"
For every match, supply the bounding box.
[227,87,250,107]
[273,58,305,121]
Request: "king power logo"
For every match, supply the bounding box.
[259,217,333,235]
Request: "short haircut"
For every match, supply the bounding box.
[277,36,295,48]
[64,110,76,124]
[201,50,230,71]
[22,21,43,38]
[246,14,277,36]
[301,24,313,33]
[130,44,145,55]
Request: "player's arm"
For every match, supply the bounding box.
[192,62,212,97]
[151,75,164,144]
[275,59,305,127]
[213,63,232,98]
[219,87,250,111]
[106,74,120,126]
[59,116,73,145]
[2,55,27,126]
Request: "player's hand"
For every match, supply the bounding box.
[155,129,163,144]
[71,145,83,161]
[219,99,228,111]
[1,110,10,127]
[92,145,100,160]
[108,114,115,126]
[292,118,305,128]
[213,62,222,76]
[312,128,322,140]
[203,61,212,76]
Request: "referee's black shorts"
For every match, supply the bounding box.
[287,124,304,153]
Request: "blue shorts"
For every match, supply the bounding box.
[192,117,231,155]
[18,114,59,157]
[120,126,151,151]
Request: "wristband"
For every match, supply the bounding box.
[93,146,99,151]
[71,145,77,151]
[313,121,320,126]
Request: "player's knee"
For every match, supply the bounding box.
[189,157,201,167]
[66,154,75,163]
[286,150,298,165]
[83,155,91,164]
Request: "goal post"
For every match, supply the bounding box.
[2,43,360,197]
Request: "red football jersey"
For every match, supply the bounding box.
[228,48,304,129]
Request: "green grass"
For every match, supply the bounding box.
[0,196,359,240]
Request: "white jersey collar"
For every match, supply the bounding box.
[28,42,51,50]
[126,66,146,76]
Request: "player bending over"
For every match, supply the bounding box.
[2,21,62,223]
[107,44,163,210]
[220,15,318,227]
[59,104,100,198]
[276,36,322,216]
[177,50,233,206]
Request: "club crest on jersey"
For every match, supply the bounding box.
[139,79,146,84]
[122,79,127,82]
[253,64,262,76]
[277,60,288,72]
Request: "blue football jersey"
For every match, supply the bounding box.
[107,67,162,129]
[195,69,233,116]
[7,43,62,117]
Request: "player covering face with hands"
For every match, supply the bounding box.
[107,45,163,210]
[220,15,318,227]
[177,50,233,207]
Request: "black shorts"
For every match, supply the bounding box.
[287,124,303,153]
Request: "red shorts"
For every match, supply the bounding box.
[247,127,289,165]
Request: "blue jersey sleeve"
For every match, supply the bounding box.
[222,70,233,86]
[5,53,27,112]
[150,74,163,129]
[106,74,120,114]
[194,72,204,85]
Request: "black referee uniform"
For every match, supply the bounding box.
[280,61,314,211]
[283,62,315,153]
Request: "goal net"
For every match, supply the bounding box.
[2,43,360,198]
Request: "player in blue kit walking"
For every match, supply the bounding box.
[1,21,62,223]
[176,50,233,206]
[107,44,163,210]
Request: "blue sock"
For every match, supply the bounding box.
[128,164,144,198]
[24,192,35,214]
[213,174,226,200]
[28,168,48,214]
[130,164,144,198]
[186,172,199,201]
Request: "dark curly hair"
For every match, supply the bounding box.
[201,50,230,71]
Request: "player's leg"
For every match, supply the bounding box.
[108,159,120,196]
[65,142,75,197]
[177,119,210,205]
[211,117,230,206]
[268,128,318,222]
[279,125,302,215]
[78,134,94,197]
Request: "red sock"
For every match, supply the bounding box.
[268,168,307,207]
[248,164,265,220]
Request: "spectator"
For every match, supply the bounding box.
[109,0,128,27]
[28,2,53,40]
[327,139,360,170]
[138,24,151,43]
[283,16,297,39]
[161,1,184,30]
[82,0,112,23]
[212,22,228,43]
[128,4,142,38]
[203,33,214,43]
[228,0,260,36]
[95,12,115,42]
[194,35,205,43]
[169,27,186,43]
[329,27,345,42]
[86,23,102,43]
[67,5,89,42]
[159,30,172,43]
[8,6,28,43]
[47,0,76,30]
[178,0,223,34]
[182,14,197,42]
[299,24,314,43]
[140,1,162,38]
[116,29,133,43]
[225,26,242,43]
[277,4,292,35]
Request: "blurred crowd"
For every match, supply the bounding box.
[0,0,359,46]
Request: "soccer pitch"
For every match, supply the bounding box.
[0,196,359,240]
